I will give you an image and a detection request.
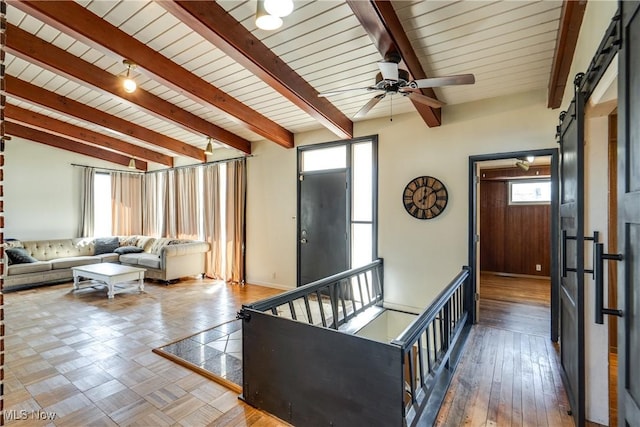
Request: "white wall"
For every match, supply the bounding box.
[4,137,128,240]
[246,89,558,308]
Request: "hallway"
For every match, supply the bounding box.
[435,273,575,426]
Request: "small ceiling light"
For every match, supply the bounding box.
[256,0,283,30]
[526,155,535,163]
[128,157,136,169]
[264,0,294,17]
[515,160,530,171]
[122,59,137,93]
[204,137,214,155]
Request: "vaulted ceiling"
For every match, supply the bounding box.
[2,0,583,171]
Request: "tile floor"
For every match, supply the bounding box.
[157,320,244,388]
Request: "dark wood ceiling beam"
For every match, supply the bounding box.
[547,0,587,109]
[5,76,205,161]
[347,0,441,127]
[160,1,353,140]
[6,122,148,170]
[9,0,293,148]
[5,23,250,155]
[5,104,173,167]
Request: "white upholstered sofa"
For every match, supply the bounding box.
[2,235,210,291]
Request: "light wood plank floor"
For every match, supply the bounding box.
[436,273,576,427]
[3,278,290,426]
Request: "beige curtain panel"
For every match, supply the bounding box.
[111,172,143,236]
[78,167,95,237]
[175,167,200,240]
[225,159,246,284]
[203,164,222,279]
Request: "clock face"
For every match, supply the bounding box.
[402,176,448,219]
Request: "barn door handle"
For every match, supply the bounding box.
[562,230,577,277]
[594,243,624,324]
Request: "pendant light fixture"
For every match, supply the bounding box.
[128,157,136,169]
[204,137,214,155]
[122,59,137,93]
[264,0,294,18]
[255,0,282,30]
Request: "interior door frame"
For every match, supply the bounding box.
[467,148,560,341]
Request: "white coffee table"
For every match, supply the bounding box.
[72,263,146,299]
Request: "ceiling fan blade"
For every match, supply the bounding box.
[407,92,446,108]
[354,94,386,119]
[377,61,398,81]
[318,86,378,97]
[410,74,475,89]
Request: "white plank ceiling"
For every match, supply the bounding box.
[3,0,563,167]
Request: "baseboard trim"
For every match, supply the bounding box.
[247,280,294,290]
[482,271,551,280]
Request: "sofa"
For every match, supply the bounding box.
[2,235,210,291]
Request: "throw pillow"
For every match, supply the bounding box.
[6,247,38,265]
[94,237,120,255]
[114,245,144,255]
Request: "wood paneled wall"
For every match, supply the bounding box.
[480,166,551,276]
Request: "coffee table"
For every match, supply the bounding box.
[72,263,146,299]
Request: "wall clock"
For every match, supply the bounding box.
[402,176,448,219]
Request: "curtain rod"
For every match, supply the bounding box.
[71,155,252,175]
[71,163,144,174]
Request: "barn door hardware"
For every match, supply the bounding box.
[594,242,623,324]
[561,230,599,277]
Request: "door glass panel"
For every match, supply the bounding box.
[352,142,372,221]
[352,223,372,268]
[302,145,346,172]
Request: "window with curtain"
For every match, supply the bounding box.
[85,159,246,282]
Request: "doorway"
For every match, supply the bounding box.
[477,158,553,336]
[468,148,559,341]
[297,136,378,286]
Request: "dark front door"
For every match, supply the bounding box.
[298,170,348,286]
[618,2,640,425]
[558,76,585,426]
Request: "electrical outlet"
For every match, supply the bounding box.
[536,264,542,271]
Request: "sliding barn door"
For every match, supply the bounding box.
[617,2,640,425]
[558,75,585,426]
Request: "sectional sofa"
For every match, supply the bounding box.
[2,235,210,291]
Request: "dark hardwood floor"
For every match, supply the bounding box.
[435,272,576,426]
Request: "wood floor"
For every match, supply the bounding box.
[436,272,576,427]
[3,278,289,426]
[3,273,607,426]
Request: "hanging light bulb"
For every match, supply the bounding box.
[204,137,214,155]
[122,59,137,93]
[255,0,282,30]
[264,0,294,17]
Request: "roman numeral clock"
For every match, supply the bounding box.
[402,176,448,219]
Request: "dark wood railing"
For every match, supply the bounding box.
[238,261,471,427]
[392,266,471,426]
[241,259,383,329]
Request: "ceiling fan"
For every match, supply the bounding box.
[318,56,475,119]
